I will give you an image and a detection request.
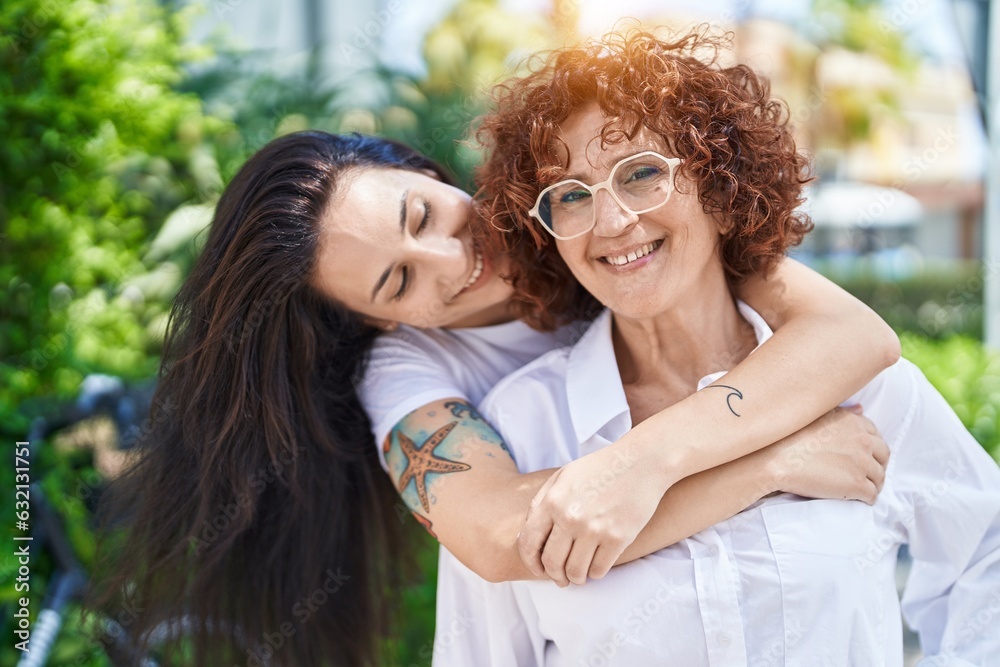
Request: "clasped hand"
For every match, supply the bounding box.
[517,406,889,587]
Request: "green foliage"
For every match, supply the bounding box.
[0,1,232,664]
[0,0,231,429]
[901,334,1000,458]
[827,262,985,339]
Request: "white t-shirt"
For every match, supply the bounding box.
[358,318,585,469]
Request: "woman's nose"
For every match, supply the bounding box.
[592,189,639,238]
[407,233,466,287]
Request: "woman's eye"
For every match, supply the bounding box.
[626,166,661,182]
[559,189,591,205]
[417,202,431,234]
[393,266,409,301]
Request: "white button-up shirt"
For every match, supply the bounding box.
[431,303,1000,667]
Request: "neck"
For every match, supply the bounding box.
[446,298,520,328]
[612,272,757,395]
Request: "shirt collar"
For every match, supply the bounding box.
[564,300,775,445]
[565,309,630,445]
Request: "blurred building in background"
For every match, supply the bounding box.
[187,0,989,273]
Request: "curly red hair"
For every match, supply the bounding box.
[474,27,814,331]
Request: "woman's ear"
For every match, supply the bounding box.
[718,220,734,236]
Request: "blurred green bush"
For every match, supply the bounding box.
[0,0,229,664]
[0,0,233,429]
[829,263,985,340]
[901,333,1000,458]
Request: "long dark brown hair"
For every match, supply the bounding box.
[89,132,454,666]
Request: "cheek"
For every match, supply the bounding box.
[554,241,590,277]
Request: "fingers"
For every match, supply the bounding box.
[517,514,552,578]
[563,537,600,586]
[859,415,879,436]
[539,526,574,587]
[518,472,563,576]
[862,478,880,505]
[871,435,890,467]
[588,543,619,581]
[866,453,886,494]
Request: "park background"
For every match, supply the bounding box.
[1,0,998,664]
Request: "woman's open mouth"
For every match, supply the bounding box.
[454,244,486,298]
[599,239,664,267]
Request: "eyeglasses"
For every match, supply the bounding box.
[528,151,683,240]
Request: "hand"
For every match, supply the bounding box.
[765,405,889,503]
[517,444,666,587]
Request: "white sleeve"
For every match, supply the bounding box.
[358,329,468,470]
[432,548,544,667]
[887,362,1000,665]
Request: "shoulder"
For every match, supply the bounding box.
[480,346,573,419]
[368,325,456,359]
[844,357,923,441]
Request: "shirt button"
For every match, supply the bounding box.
[708,546,719,557]
[718,633,732,646]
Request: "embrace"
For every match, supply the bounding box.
[94,28,1000,667]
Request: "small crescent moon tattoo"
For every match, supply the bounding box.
[705,384,743,417]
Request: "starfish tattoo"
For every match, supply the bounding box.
[704,384,743,417]
[396,422,471,512]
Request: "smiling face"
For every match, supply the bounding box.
[312,167,514,329]
[551,102,729,321]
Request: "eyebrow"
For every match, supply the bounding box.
[564,148,654,182]
[370,189,410,303]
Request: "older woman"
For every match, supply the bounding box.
[437,29,1000,666]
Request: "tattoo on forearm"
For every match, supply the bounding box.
[444,400,484,422]
[705,384,743,417]
[395,422,471,512]
[387,400,513,518]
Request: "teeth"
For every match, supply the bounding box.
[460,248,484,291]
[603,241,661,266]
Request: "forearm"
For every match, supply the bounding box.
[617,448,775,564]
[467,449,781,580]
[614,258,899,488]
[450,467,554,582]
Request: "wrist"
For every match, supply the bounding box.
[650,439,690,491]
[760,446,785,494]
